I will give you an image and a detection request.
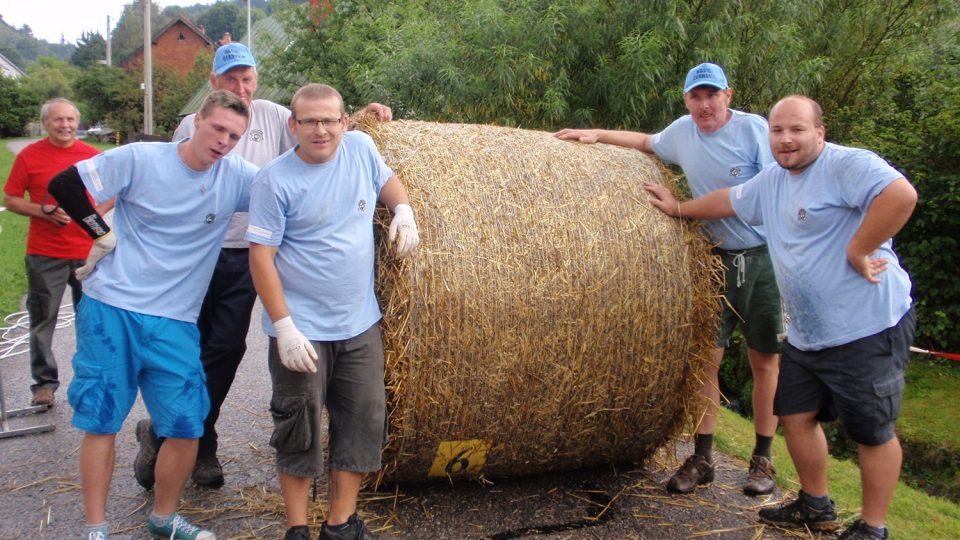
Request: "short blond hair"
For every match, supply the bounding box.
[290,83,345,118]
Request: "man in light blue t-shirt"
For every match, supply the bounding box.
[555,63,783,497]
[46,90,258,540]
[644,95,917,540]
[246,83,419,540]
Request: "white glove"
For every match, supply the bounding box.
[388,203,420,258]
[273,316,318,373]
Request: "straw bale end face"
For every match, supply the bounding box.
[358,119,721,484]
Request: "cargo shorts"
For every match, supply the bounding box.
[268,322,387,478]
[774,308,916,446]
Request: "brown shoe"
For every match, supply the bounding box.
[31,388,54,407]
[666,454,715,493]
[743,454,776,496]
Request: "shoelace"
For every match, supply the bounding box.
[732,252,746,288]
[169,514,202,539]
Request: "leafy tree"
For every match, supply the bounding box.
[19,57,80,107]
[112,0,170,63]
[0,75,33,136]
[71,32,107,68]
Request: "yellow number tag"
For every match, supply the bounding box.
[427,439,491,477]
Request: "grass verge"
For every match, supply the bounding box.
[715,407,960,538]
[0,138,29,316]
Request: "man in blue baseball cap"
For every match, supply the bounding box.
[555,62,783,497]
[131,41,393,492]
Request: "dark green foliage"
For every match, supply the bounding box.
[0,76,33,136]
[70,32,107,68]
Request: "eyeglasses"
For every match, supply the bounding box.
[295,117,343,130]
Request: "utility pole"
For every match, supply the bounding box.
[247,0,252,53]
[143,0,153,135]
[106,16,111,67]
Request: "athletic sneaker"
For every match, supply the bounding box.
[758,495,841,531]
[146,513,215,539]
[666,454,715,493]
[838,520,888,539]
[192,455,225,488]
[134,419,160,489]
[319,513,381,540]
[743,455,777,496]
[82,530,107,540]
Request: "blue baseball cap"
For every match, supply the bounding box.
[683,63,728,93]
[213,43,257,75]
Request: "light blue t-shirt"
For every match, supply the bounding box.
[245,131,394,341]
[730,143,913,351]
[77,141,259,322]
[652,110,774,250]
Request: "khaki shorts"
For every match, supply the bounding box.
[715,245,783,354]
[268,322,387,477]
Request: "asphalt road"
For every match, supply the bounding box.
[0,298,814,540]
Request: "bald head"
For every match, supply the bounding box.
[771,95,823,128]
[768,95,826,175]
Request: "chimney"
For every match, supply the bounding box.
[222,32,231,44]
[199,24,205,35]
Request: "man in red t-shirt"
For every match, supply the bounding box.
[2,98,110,407]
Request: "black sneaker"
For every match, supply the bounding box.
[283,525,311,540]
[192,455,225,488]
[758,494,841,531]
[666,454,715,493]
[838,520,888,539]
[133,419,159,489]
[319,513,381,540]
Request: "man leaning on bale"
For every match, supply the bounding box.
[247,83,419,540]
[644,95,917,540]
[555,62,782,497]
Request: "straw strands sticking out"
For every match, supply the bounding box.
[358,118,722,484]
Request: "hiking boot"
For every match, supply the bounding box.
[758,494,841,531]
[283,525,311,540]
[192,455,225,488]
[666,454,715,493]
[146,512,215,539]
[134,419,160,489]
[838,520,888,539]
[319,513,380,540]
[743,454,777,496]
[31,387,54,407]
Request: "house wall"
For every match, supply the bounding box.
[125,20,210,77]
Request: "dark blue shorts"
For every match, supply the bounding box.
[774,308,915,446]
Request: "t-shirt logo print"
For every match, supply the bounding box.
[357,199,367,213]
[729,166,741,177]
[249,129,264,142]
[205,213,216,224]
[797,208,808,222]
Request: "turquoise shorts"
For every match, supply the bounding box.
[68,296,209,438]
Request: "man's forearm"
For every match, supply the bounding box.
[249,244,290,323]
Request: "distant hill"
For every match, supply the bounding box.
[0,15,73,68]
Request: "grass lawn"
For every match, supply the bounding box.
[0,138,29,316]
[716,407,960,538]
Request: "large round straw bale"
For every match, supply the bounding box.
[357,119,722,484]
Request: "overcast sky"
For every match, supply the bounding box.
[0,0,218,45]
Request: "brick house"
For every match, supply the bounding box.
[123,14,214,77]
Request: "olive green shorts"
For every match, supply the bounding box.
[715,245,783,354]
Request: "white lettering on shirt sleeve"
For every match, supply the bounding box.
[246,224,273,239]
